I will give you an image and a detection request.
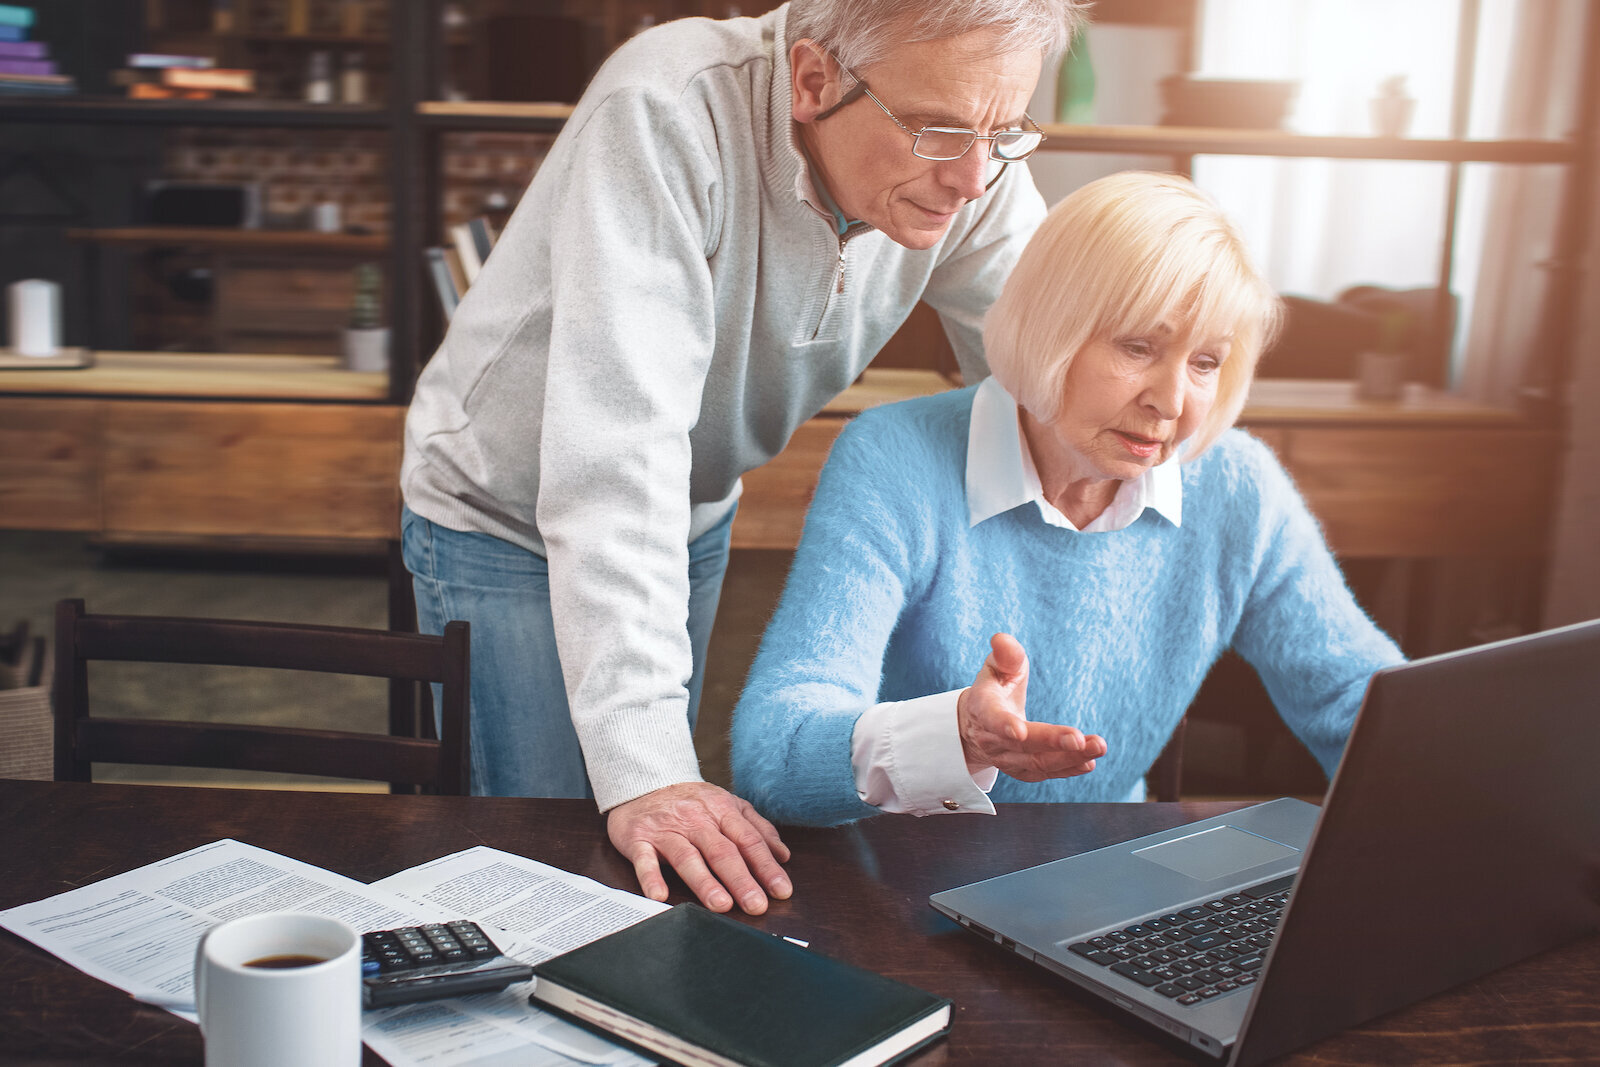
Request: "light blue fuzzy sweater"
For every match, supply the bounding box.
[731,387,1404,826]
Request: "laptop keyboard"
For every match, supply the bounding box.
[1066,873,1295,1006]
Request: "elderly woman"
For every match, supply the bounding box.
[731,171,1404,826]
[402,0,1088,913]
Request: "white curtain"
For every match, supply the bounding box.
[1192,0,1586,401]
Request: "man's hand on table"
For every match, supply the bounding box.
[607,781,793,915]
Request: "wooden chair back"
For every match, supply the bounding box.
[53,598,470,794]
[1146,716,1186,803]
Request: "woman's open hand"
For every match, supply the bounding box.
[957,633,1107,782]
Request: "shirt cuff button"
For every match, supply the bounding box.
[942,799,960,811]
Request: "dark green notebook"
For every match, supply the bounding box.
[529,903,952,1067]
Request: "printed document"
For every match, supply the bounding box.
[0,839,666,1067]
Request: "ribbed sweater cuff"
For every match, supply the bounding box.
[579,701,705,813]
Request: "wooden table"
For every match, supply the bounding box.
[2,779,1595,1065]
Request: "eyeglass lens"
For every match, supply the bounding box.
[913,128,1042,162]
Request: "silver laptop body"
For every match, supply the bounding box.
[930,618,1600,1064]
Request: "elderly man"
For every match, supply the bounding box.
[400,0,1087,914]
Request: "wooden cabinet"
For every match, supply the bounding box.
[1262,426,1554,559]
[0,353,396,547]
[731,376,1559,562]
[0,364,1557,563]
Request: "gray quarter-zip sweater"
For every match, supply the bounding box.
[401,3,1045,811]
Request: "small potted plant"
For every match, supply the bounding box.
[1371,75,1415,138]
[342,262,389,373]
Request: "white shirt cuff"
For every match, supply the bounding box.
[850,690,997,816]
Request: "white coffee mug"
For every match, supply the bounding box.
[194,911,362,1067]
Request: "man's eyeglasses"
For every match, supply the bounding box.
[815,57,1046,163]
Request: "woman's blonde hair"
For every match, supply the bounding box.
[985,171,1283,458]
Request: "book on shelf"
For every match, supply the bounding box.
[0,25,25,42]
[162,66,255,93]
[529,903,953,1067]
[0,71,73,94]
[466,215,498,264]
[449,222,482,284]
[425,246,461,320]
[125,82,211,100]
[0,57,51,76]
[0,5,34,29]
[0,39,44,58]
[443,247,469,301]
[126,53,216,69]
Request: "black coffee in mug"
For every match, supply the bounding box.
[243,954,328,969]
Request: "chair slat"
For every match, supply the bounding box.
[75,615,445,681]
[78,719,443,786]
[54,599,471,795]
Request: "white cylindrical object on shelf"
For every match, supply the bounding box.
[7,279,60,357]
[313,201,343,233]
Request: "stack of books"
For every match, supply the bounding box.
[0,5,75,96]
[112,53,256,100]
[425,216,500,320]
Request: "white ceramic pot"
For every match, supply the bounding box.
[343,326,390,373]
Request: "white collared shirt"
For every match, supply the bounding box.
[849,377,1184,815]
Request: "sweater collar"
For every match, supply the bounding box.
[765,6,810,209]
[966,377,1183,533]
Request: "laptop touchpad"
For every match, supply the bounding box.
[1133,825,1300,882]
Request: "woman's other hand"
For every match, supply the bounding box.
[957,632,1107,782]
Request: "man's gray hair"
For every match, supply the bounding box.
[786,0,1089,72]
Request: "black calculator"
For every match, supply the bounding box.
[361,920,534,1008]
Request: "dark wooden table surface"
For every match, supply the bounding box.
[2,779,1596,1065]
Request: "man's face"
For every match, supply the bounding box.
[793,29,1042,251]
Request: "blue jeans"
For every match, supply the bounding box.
[401,505,734,799]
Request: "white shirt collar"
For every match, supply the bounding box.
[966,376,1183,533]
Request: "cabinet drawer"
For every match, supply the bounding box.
[101,401,403,541]
[0,398,101,531]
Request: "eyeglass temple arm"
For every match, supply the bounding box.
[814,77,867,122]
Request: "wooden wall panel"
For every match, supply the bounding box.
[732,417,847,550]
[0,398,101,531]
[873,301,958,378]
[101,402,404,541]
[1278,427,1556,558]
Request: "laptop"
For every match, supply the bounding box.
[930,618,1600,1065]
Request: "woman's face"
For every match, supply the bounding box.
[1027,324,1230,487]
